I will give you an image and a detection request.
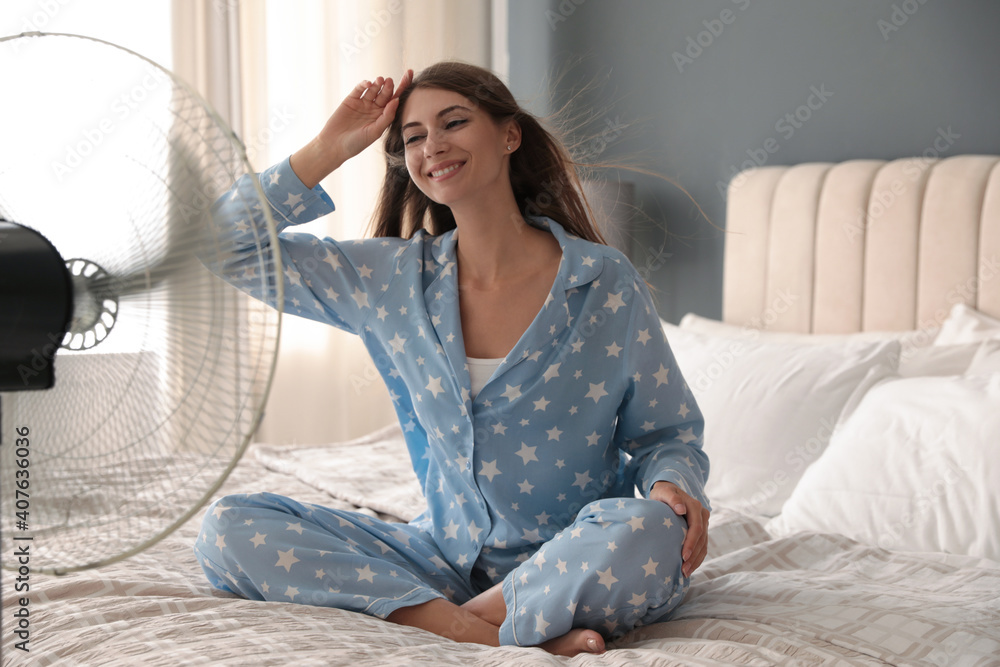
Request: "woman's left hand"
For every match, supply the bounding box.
[650,481,710,578]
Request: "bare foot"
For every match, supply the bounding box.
[540,628,606,657]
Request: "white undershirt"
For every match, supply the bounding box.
[467,356,504,400]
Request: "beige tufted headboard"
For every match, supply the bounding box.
[723,155,1000,333]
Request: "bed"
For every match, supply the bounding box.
[3,155,999,666]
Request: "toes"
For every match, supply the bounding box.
[540,628,606,657]
[583,630,605,654]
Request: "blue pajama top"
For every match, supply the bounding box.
[211,156,710,585]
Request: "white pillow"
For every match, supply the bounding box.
[968,339,1000,375]
[896,342,982,377]
[767,371,1000,562]
[934,303,1000,345]
[679,312,939,349]
[679,313,965,376]
[662,322,900,517]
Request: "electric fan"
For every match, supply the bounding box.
[0,32,282,574]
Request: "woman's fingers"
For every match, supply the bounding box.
[362,77,384,103]
[350,71,412,110]
[392,68,413,100]
[370,97,401,136]
[679,501,706,576]
[681,507,710,576]
[373,77,394,106]
[649,481,710,577]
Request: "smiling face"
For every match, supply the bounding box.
[400,87,519,209]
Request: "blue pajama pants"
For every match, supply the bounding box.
[194,492,689,646]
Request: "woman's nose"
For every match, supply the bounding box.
[423,131,447,157]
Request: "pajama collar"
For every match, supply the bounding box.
[420,217,611,412]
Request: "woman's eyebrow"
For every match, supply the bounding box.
[401,105,471,131]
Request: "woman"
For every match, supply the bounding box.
[195,62,710,657]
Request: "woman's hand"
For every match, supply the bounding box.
[650,481,710,578]
[291,69,413,189]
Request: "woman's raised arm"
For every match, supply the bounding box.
[290,70,413,189]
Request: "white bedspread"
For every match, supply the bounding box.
[3,430,998,666]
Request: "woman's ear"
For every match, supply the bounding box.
[504,119,522,153]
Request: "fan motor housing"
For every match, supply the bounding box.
[0,220,73,390]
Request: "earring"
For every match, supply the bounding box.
[507,145,512,151]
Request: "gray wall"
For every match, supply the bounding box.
[507,0,1000,323]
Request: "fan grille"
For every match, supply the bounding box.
[0,32,282,574]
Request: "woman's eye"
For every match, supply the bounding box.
[404,134,423,146]
[446,118,467,129]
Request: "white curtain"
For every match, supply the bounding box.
[176,0,505,444]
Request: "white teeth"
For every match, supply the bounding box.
[431,163,462,177]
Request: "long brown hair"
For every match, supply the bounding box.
[368,61,609,245]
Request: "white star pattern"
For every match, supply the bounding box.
[467,521,483,543]
[604,291,626,313]
[275,548,299,573]
[516,443,538,465]
[351,287,369,309]
[284,265,302,287]
[573,471,593,490]
[502,384,522,402]
[677,427,697,444]
[543,363,561,382]
[426,376,445,398]
[480,460,502,482]
[388,333,407,354]
[535,611,550,636]
[597,567,619,590]
[444,521,460,539]
[323,251,342,271]
[585,382,609,403]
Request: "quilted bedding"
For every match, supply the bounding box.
[2,428,998,666]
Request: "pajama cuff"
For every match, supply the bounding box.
[645,470,712,512]
[363,585,447,620]
[259,156,336,229]
[498,569,522,646]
